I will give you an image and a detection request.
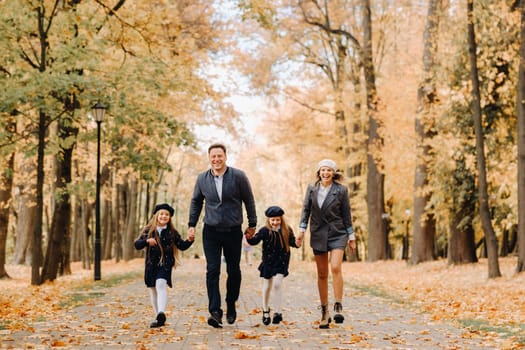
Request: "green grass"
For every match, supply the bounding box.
[458,319,525,345]
[348,282,408,305]
[57,270,142,308]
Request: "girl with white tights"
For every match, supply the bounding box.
[134,203,194,328]
[262,274,284,324]
[245,206,301,325]
[149,279,168,319]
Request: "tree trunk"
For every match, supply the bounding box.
[70,199,80,262]
[144,182,151,224]
[448,167,478,264]
[517,0,525,273]
[0,152,15,279]
[80,199,92,269]
[500,228,510,257]
[123,177,138,261]
[466,0,501,278]
[361,0,386,261]
[103,196,113,260]
[41,119,76,282]
[31,109,46,285]
[411,0,442,265]
[448,214,477,264]
[349,65,364,195]
[114,181,127,263]
[12,154,37,265]
[333,38,360,262]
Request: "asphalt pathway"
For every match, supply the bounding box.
[1,258,500,349]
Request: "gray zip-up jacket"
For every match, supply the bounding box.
[188,167,257,229]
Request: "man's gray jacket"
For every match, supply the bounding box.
[188,167,257,229]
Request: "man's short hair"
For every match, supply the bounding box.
[208,143,227,155]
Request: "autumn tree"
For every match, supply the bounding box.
[411,0,442,264]
[237,0,389,260]
[446,153,478,264]
[358,0,386,261]
[432,0,518,266]
[0,0,225,284]
[517,0,525,272]
[466,0,500,278]
[0,113,16,279]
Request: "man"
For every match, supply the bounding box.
[188,143,257,328]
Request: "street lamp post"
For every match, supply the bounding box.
[92,102,106,281]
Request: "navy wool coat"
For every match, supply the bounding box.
[134,226,193,288]
[247,226,298,279]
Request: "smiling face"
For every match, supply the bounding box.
[156,209,171,227]
[318,166,334,186]
[208,147,227,175]
[268,216,282,230]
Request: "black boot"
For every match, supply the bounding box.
[272,313,283,324]
[150,312,166,328]
[262,309,271,325]
[333,302,344,324]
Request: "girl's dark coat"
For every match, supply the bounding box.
[134,226,193,288]
[247,226,298,279]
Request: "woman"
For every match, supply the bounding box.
[297,159,356,329]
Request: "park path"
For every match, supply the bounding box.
[1,258,501,349]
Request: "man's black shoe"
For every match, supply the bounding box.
[207,311,223,328]
[226,303,237,324]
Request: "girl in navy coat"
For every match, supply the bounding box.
[245,206,301,325]
[134,203,194,328]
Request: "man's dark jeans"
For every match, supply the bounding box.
[203,224,243,315]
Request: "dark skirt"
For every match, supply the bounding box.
[145,263,173,288]
[258,260,289,279]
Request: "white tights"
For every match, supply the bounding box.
[148,278,168,316]
[262,274,284,313]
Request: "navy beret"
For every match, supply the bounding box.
[265,206,284,217]
[153,203,174,216]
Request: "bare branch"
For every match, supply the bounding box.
[109,0,127,16]
[299,1,361,50]
[18,44,39,69]
[284,91,333,116]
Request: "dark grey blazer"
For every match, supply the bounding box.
[299,182,353,252]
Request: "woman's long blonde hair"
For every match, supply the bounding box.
[142,211,181,268]
[265,215,291,252]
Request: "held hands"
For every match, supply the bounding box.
[295,234,304,248]
[348,239,357,252]
[244,227,255,239]
[146,238,157,246]
[187,227,195,242]
[296,230,305,248]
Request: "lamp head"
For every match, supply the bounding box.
[91,102,106,122]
